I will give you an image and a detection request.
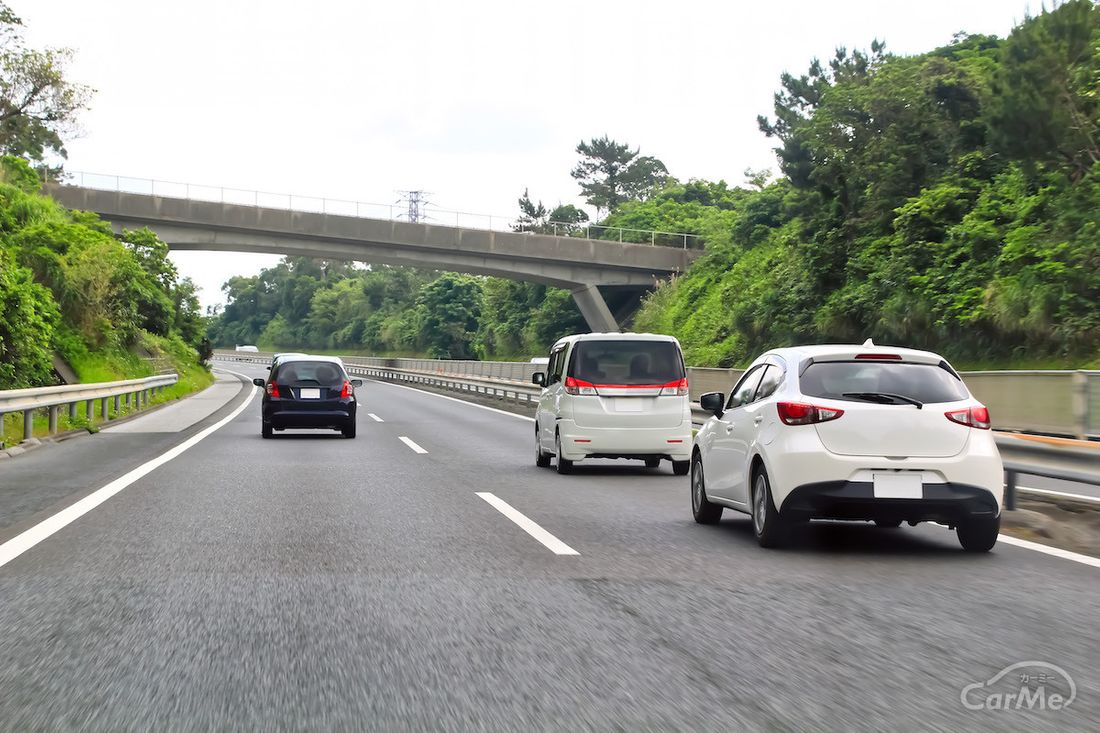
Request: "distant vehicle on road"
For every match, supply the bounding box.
[253,356,362,439]
[691,342,1004,551]
[235,344,259,352]
[532,333,692,475]
[268,352,306,370]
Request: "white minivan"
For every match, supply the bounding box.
[532,333,693,475]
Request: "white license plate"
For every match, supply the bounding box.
[873,472,923,499]
[299,388,321,399]
[613,398,643,412]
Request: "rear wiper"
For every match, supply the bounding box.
[842,392,923,409]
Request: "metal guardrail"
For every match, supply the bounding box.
[0,374,179,443]
[214,353,1100,512]
[212,351,1100,439]
[56,172,705,250]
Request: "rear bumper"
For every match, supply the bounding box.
[266,408,354,429]
[557,420,691,461]
[782,481,1000,523]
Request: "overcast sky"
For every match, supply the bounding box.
[21,0,1029,309]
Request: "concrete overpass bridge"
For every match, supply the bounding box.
[46,181,701,332]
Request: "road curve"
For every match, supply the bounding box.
[0,365,1096,731]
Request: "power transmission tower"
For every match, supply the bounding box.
[395,190,433,223]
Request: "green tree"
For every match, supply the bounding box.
[415,274,483,359]
[0,3,92,164]
[513,188,589,235]
[570,136,669,214]
[0,246,58,387]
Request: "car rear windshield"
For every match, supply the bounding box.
[569,340,684,385]
[276,361,344,385]
[799,361,968,404]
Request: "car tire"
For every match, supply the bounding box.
[262,422,273,439]
[672,460,690,476]
[751,466,790,548]
[555,432,573,475]
[691,453,723,525]
[342,421,356,439]
[957,515,999,552]
[535,425,551,468]
[875,519,903,528]
[644,457,661,469]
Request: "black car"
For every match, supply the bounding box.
[253,356,361,438]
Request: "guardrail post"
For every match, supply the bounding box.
[86,399,94,421]
[23,409,33,441]
[48,406,59,434]
[69,401,77,420]
[1072,371,1087,440]
[1004,469,1017,511]
[114,395,121,415]
[101,397,109,420]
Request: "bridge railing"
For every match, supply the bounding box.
[53,172,705,250]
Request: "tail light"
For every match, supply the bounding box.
[564,376,598,395]
[777,401,844,425]
[945,405,991,430]
[341,380,353,399]
[855,353,902,360]
[658,377,689,396]
[266,382,280,398]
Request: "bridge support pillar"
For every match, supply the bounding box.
[571,284,620,333]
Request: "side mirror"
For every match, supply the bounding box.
[531,372,546,387]
[350,379,364,387]
[700,392,724,417]
[252,378,266,387]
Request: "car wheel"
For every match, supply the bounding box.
[875,519,903,528]
[342,421,356,439]
[751,467,790,548]
[957,515,1000,552]
[672,460,690,476]
[644,457,661,469]
[535,425,551,467]
[555,432,573,475]
[691,453,723,525]
[262,422,273,439]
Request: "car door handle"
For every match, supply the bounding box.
[753,415,764,425]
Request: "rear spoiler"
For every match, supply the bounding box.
[798,356,963,381]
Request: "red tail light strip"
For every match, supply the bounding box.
[945,405,991,430]
[776,401,844,425]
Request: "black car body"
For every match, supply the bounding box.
[254,356,361,438]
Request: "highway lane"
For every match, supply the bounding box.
[0,365,1097,731]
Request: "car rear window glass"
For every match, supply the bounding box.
[799,362,968,404]
[277,361,344,385]
[569,340,684,385]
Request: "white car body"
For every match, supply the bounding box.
[692,343,1004,550]
[534,333,693,473]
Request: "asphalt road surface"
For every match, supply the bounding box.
[0,366,1097,732]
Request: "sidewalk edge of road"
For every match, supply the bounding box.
[0,371,257,550]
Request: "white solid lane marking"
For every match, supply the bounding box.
[368,413,384,422]
[996,535,1100,569]
[476,492,579,556]
[1017,486,1100,505]
[399,436,428,454]
[0,382,260,570]
[365,379,535,422]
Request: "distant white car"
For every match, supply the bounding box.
[691,343,1004,551]
[235,345,259,353]
[532,333,692,475]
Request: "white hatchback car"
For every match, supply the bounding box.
[691,343,1004,551]
[533,333,693,475]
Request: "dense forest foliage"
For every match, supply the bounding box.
[631,1,1100,367]
[0,156,207,388]
[0,0,210,413]
[213,1,1099,367]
